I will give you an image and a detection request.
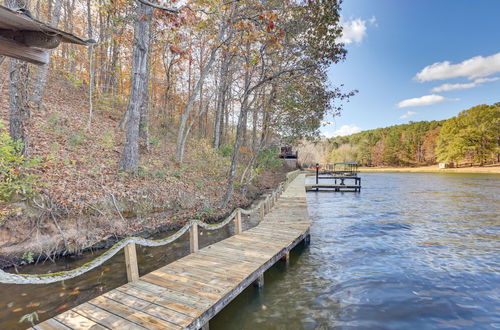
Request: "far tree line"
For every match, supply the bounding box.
[323,103,500,167]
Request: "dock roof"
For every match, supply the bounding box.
[0,5,94,65]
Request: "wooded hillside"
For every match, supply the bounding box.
[323,103,499,167]
[0,0,351,260]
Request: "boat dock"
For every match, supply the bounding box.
[29,174,310,330]
[307,162,362,192]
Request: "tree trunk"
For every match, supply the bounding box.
[213,50,231,149]
[261,84,276,146]
[6,0,31,155]
[31,0,62,109]
[119,1,152,172]
[139,38,151,150]
[220,63,252,207]
[220,90,250,207]
[251,97,259,152]
[8,60,30,155]
[175,41,220,162]
[86,0,95,128]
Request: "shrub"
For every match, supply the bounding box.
[0,122,41,201]
[218,145,233,158]
[257,148,282,170]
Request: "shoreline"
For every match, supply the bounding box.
[359,165,500,174]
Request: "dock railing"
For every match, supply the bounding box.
[0,170,301,285]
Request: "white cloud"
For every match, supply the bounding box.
[415,52,500,82]
[339,16,376,45]
[324,124,362,138]
[475,77,500,83]
[431,77,499,92]
[400,111,417,119]
[397,94,458,108]
[431,82,476,92]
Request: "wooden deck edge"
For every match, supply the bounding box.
[186,228,310,330]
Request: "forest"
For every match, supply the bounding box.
[0,0,352,261]
[321,103,500,167]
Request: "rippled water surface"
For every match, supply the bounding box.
[212,173,500,329]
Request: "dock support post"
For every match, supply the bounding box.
[315,163,319,191]
[200,322,209,330]
[190,223,199,253]
[124,243,139,282]
[234,210,242,235]
[254,273,264,288]
[281,251,290,264]
[260,204,265,221]
[304,234,311,246]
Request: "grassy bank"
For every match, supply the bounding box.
[360,165,500,174]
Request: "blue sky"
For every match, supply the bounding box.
[322,0,500,137]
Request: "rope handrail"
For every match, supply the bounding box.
[0,170,301,284]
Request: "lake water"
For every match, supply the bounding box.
[1,173,499,329]
[211,173,500,329]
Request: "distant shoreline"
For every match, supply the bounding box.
[360,165,500,174]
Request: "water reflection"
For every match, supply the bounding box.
[0,206,264,329]
[212,173,500,329]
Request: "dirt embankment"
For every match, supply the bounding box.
[0,69,289,268]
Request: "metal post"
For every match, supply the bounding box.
[316,163,319,191]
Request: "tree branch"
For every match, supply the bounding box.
[136,0,239,15]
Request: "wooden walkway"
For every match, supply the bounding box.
[32,174,310,330]
[305,184,361,192]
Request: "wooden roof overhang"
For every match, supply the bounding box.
[0,5,94,65]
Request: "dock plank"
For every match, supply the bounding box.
[35,174,310,330]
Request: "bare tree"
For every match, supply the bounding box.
[5,0,31,155]
[119,1,152,172]
[31,0,63,109]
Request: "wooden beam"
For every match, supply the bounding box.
[281,251,290,263]
[190,223,199,253]
[124,243,139,282]
[253,273,264,288]
[0,36,48,65]
[234,210,242,235]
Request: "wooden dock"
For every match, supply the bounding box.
[307,163,362,192]
[31,174,310,330]
[305,184,361,192]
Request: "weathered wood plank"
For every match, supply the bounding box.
[89,296,182,330]
[124,243,140,282]
[33,318,72,330]
[54,309,108,329]
[151,268,230,293]
[0,36,49,65]
[72,302,143,329]
[36,174,310,330]
[116,284,203,318]
[104,290,192,327]
[129,281,212,310]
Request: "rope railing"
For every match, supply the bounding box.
[0,170,301,285]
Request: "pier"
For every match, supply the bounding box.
[28,174,310,330]
[306,162,362,192]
